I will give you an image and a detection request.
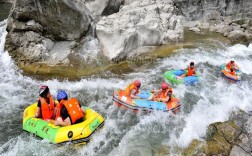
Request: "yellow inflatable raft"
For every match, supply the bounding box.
[23,103,104,144]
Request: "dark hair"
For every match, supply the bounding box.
[231,60,234,63]
[39,86,49,97]
[230,68,234,72]
[190,62,194,66]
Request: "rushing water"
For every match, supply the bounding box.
[0,19,252,156]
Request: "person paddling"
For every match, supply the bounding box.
[148,82,173,103]
[178,62,196,79]
[123,80,142,99]
[54,90,85,126]
[226,60,239,71]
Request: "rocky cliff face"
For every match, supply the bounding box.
[4,0,252,69]
[174,0,252,21]
[96,0,183,60]
[175,0,252,44]
[5,0,92,65]
[5,0,184,66]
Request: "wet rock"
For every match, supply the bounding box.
[182,139,205,156]
[183,110,252,156]
[217,121,242,142]
[228,30,248,45]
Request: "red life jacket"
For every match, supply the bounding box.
[39,96,55,120]
[123,82,139,97]
[188,67,195,76]
[63,98,84,124]
[55,99,66,119]
[155,88,173,102]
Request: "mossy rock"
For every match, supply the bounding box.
[216,121,242,143]
[182,139,204,156]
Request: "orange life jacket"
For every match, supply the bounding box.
[155,88,173,101]
[63,98,84,124]
[55,99,66,119]
[226,62,238,71]
[188,67,195,76]
[39,96,55,120]
[123,82,139,97]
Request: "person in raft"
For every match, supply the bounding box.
[123,80,142,99]
[54,90,85,126]
[178,61,196,79]
[229,67,236,76]
[35,86,56,123]
[148,82,173,103]
[226,60,239,71]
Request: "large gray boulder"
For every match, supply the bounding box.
[96,0,184,60]
[5,0,93,65]
[8,0,90,40]
[5,0,126,65]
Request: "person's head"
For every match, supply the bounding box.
[230,58,234,64]
[134,80,141,88]
[39,85,50,98]
[190,62,194,68]
[57,90,68,102]
[161,82,168,91]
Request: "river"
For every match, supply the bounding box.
[0,17,252,155]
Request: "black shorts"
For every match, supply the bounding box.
[73,117,84,124]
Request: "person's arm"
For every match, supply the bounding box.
[35,100,41,118]
[81,105,86,114]
[35,108,41,118]
[130,89,141,99]
[192,71,196,76]
[236,64,239,69]
[52,101,59,119]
